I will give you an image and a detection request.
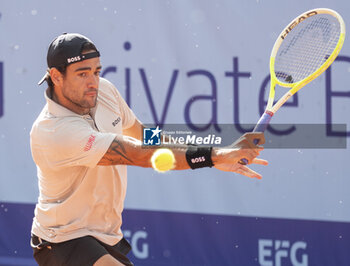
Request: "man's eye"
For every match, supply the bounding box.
[79,73,87,77]
[95,71,101,76]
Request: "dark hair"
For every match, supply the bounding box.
[47,65,67,90]
[46,42,98,90]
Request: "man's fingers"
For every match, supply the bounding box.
[214,162,265,179]
[244,132,266,145]
[239,149,260,164]
[236,165,262,179]
[251,158,268,165]
[257,145,264,151]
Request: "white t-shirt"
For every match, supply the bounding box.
[30,77,136,245]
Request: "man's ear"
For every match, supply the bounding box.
[49,68,64,87]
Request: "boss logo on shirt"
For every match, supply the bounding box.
[84,134,96,151]
[112,117,121,127]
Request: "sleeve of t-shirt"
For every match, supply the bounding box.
[31,117,116,169]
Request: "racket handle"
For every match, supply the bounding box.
[239,111,273,165]
[252,111,273,134]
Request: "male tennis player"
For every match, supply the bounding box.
[30,33,267,266]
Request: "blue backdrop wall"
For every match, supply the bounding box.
[0,1,350,265]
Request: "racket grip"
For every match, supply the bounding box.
[253,111,273,133]
[239,111,273,165]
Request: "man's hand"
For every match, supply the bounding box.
[212,132,266,165]
[214,158,268,179]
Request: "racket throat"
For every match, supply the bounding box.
[266,78,277,110]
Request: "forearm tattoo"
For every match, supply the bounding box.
[102,138,133,165]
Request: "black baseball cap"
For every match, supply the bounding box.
[38,33,100,85]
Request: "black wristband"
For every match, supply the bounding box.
[185,146,214,169]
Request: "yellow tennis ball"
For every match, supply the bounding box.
[151,148,175,173]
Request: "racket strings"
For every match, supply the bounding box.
[274,14,341,83]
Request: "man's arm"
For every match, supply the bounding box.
[97,134,190,169]
[98,132,266,172]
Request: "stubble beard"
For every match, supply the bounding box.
[62,87,98,112]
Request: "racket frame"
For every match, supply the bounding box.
[240,8,346,164]
[267,8,346,114]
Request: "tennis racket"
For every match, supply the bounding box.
[241,8,345,164]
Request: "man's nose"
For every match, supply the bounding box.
[87,74,99,88]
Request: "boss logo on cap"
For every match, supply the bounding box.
[67,56,81,64]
